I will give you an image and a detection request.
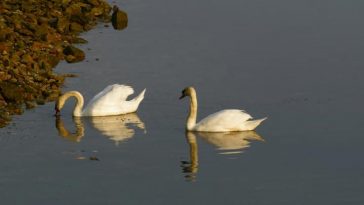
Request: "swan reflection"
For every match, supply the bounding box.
[90,114,146,145]
[181,131,264,181]
[55,113,145,145]
[55,116,84,142]
[198,131,264,154]
[181,132,199,182]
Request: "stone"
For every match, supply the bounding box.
[0,0,120,127]
[111,5,128,30]
[63,45,85,63]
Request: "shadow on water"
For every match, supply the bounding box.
[55,113,145,145]
[181,131,264,182]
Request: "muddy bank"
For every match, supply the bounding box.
[0,0,127,127]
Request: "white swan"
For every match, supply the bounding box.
[55,84,146,116]
[179,86,266,132]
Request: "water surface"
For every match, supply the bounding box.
[1,0,364,204]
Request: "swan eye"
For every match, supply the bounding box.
[183,88,189,94]
[179,90,187,99]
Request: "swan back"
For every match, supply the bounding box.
[88,84,134,105]
[82,84,144,116]
[193,109,261,132]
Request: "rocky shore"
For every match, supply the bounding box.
[0,0,128,127]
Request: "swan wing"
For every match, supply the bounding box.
[91,84,134,103]
[194,109,254,132]
[83,84,135,116]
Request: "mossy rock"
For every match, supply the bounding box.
[0,82,25,103]
[0,0,118,127]
[70,22,84,33]
[63,45,85,63]
[111,6,128,30]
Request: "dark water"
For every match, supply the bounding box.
[1,0,364,204]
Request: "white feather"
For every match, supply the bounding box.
[194,110,266,132]
[83,85,145,116]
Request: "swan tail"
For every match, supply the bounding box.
[132,88,146,104]
[244,117,267,130]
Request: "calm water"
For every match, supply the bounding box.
[1,0,364,204]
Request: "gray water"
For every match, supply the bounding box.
[1,0,364,204]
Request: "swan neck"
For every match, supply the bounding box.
[73,92,84,116]
[61,91,84,116]
[187,91,198,130]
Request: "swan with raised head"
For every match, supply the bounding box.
[179,86,266,132]
[55,84,146,117]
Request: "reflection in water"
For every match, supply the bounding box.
[181,132,199,182]
[198,131,264,154]
[55,113,145,145]
[181,131,264,181]
[55,116,84,142]
[90,114,145,145]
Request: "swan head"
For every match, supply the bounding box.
[179,86,195,99]
[55,96,65,116]
[55,91,76,116]
[54,91,84,117]
[55,103,60,116]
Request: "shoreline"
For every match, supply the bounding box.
[0,0,115,127]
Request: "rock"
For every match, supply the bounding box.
[86,0,100,6]
[72,37,88,44]
[0,0,124,127]
[63,45,85,63]
[25,101,37,109]
[111,5,128,30]
[70,22,84,33]
[56,16,70,33]
[0,94,8,107]
[0,83,25,103]
[0,110,11,128]
[0,72,8,81]
[89,156,100,161]
[91,7,104,16]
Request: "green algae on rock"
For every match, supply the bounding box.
[0,0,115,127]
